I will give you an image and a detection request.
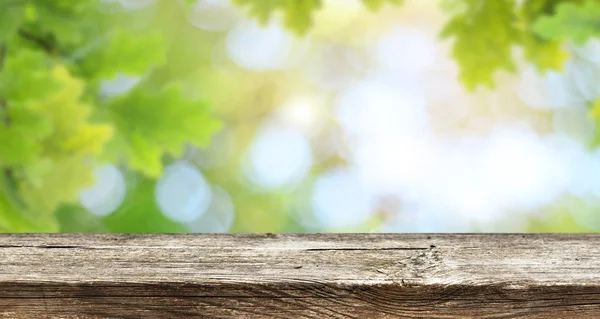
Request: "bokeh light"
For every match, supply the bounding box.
[99,73,142,97]
[188,186,235,233]
[375,26,437,73]
[311,168,375,229]
[243,124,313,190]
[517,66,575,110]
[226,20,308,71]
[79,165,127,217]
[167,0,600,232]
[155,161,212,223]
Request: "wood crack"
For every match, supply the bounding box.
[304,247,429,252]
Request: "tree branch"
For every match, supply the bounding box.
[17,29,56,55]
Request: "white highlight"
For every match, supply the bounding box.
[353,134,438,195]
[381,203,472,233]
[311,168,375,229]
[332,72,600,226]
[517,66,575,109]
[276,96,325,135]
[552,105,596,143]
[189,186,236,233]
[375,27,437,73]
[571,38,600,65]
[226,20,307,71]
[155,161,212,223]
[244,124,313,190]
[477,127,570,212]
[99,74,141,97]
[79,165,127,217]
[567,60,600,102]
[336,77,429,140]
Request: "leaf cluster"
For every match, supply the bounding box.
[0,0,220,231]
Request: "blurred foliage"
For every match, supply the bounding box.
[440,0,521,90]
[533,0,600,45]
[107,85,220,177]
[233,0,599,91]
[441,0,588,91]
[232,0,403,35]
[0,0,219,231]
[0,0,599,233]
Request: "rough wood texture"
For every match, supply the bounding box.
[1,234,600,318]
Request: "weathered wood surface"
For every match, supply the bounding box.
[1,234,600,318]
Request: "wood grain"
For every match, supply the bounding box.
[1,234,600,318]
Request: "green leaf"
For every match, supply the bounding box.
[0,52,53,166]
[520,31,568,71]
[29,66,113,159]
[1,52,113,163]
[125,133,163,177]
[518,0,570,72]
[441,0,520,90]
[1,52,113,217]
[533,0,600,45]
[0,50,59,102]
[232,0,320,35]
[20,156,96,214]
[28,0,100,46]
[283,0,322,35]
[81,30,166,79]
[109,84,221,177]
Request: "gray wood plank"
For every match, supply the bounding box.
[1,234,600,318]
